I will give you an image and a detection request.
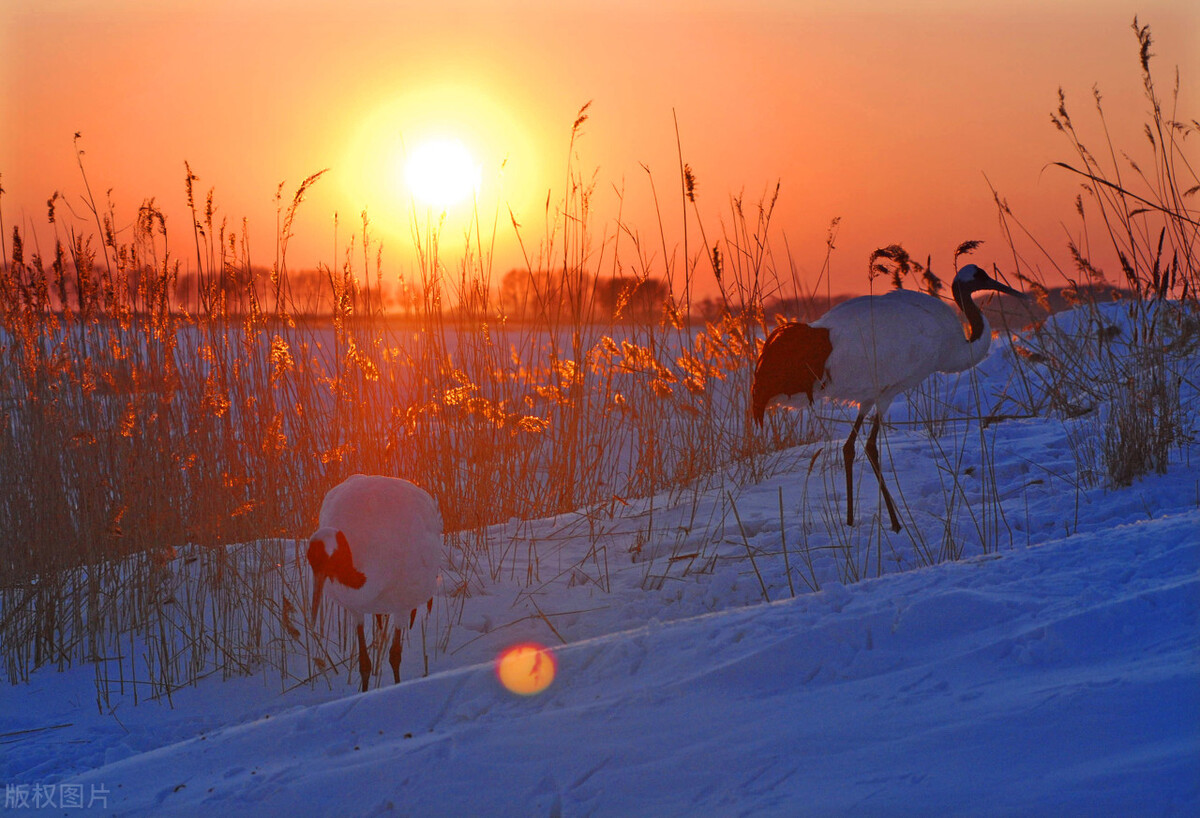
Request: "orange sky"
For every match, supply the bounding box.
[2,0,1197,298]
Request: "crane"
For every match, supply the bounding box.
[307,474,444,692]
[751,263,1021,532]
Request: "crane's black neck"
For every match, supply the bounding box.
[952,279,986,343]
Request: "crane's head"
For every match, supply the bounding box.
[953,264,1022,300]
[952,264,1024,343]
[306,528,366,623]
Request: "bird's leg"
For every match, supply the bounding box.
[864,413,903,533]
[388,627,403,684]
[422,603,431,677]
[356,621,372,693]
[843,410,868,526]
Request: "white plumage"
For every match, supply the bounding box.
[307,474,443,691]
[752,264,1021,532]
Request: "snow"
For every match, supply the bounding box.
[3,305,1199,816]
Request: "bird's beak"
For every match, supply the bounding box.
[310,572,326,625]
[987,276,1023,299]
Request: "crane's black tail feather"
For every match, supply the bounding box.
[751,322,832,425]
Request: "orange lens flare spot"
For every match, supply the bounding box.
[495,642,556,696]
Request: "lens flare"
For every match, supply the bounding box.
[495,642,556,695]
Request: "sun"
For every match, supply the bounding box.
[343,88,545,241]
[403,138,480,210]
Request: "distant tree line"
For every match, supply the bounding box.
[497,268,668,323]
[162,266,676,319]
[172,266,417,316]
[10,257,1106,327]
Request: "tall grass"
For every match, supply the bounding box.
[1,20,1193,702]
[994,17,1198,488]
[0,107,796,698]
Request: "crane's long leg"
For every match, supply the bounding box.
[388,626,404,684]
[843,410,868,527]
[423,598,433,677]
[356,621,372,692]
[864,413,903,532]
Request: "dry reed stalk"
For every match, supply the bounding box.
[4,21,1189,702]
[0,111,794,698]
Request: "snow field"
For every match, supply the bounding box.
[2,301,1198,815]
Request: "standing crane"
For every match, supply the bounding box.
[307,474,444,692]
[751,263,1021,532]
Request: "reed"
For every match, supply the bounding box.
[993,17,1198,489]
[1,20,1191,702]
[0,100,802,698]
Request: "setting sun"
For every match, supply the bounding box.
[403,138,480,210]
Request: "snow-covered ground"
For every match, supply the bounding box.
[3,303,1198,816]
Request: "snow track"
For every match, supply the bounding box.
[48,511,1199,816]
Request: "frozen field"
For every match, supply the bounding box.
[2,302,1198,816]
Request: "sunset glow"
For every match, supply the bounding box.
[2,1,1197,294]
[335,82,540,245]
